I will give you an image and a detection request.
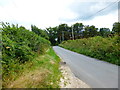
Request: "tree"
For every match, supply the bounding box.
[31,25,49,40]
[46,24,72,45]
[99,28,110,37]
[83,25,98,38]
[112,22,120,35]
[72,23,84,39]
[46,27,58,45]
[57,24,71,42]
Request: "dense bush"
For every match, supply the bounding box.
[59,36,120,66]
[1,22,50,80]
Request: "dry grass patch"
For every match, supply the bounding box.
[7,68,49,88]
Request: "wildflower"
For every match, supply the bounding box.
[6,46,10,49]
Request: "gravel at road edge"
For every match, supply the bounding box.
[59,62,91,88]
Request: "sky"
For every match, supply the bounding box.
[0,0,119,30]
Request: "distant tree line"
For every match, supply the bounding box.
[31,22,120,45]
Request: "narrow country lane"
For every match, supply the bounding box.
[53,46,118,88]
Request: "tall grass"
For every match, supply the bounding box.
[3,47,61,88]
[59,36,120,66]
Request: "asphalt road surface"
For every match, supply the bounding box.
[53,46,118,88]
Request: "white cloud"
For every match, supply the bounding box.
[0,0,118,30]
[0,0,74,29]
[67,10,118,30]
[82,11,118,30]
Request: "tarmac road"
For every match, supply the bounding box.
[53,46,118,88]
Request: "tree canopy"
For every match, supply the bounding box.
[31,25,49,40]
[112,22,120,35]
[30,22,119,45]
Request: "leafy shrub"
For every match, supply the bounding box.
[59,36,120,65]
[1,22,51,82]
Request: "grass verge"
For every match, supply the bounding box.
[3,47,61,88]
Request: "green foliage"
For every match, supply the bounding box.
[46,27,59,45]
[83,25,98,38]
[2,22,51,84]
[2,47,61,88]
[43,47,61,88]
[31,25,49,40]
[72,23,84,39]
[46,22,119,46]
[46,23,99,45]
[99,28,110,37]
[46,24,72,45]
[59,36,120,66]
[112,22,120,35]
